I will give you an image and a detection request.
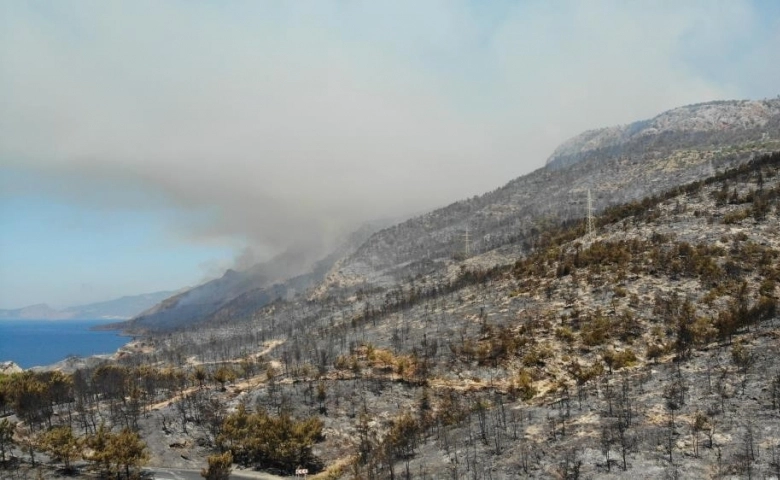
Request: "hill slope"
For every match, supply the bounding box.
[4,147,780,478]
[318,98,780,293]
[118,98,780,333]
[113,151,780,478]
[114,221,387,332]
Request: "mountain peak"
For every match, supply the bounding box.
[546,98,780,169]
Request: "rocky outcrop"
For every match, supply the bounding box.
[0,361,23,374]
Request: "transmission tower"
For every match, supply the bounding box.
[463,225,471,257]
[586,189,595,236]
[707,158,715,177]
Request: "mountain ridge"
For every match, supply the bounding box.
[546,98,780,169]
[111,219,391,332]
[314,98,780,297]
[114,97,780,334]
[0,290,177,320]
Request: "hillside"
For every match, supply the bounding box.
[316,99,780,295]
[2,114,780,479]
[114,221,387,333]
[5,151,768,479]
[111,266,275,332]
[133,151,779,478]
[118,99,780,334]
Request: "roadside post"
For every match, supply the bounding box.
[295,467,309,479]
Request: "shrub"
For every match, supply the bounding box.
[509,369,537,401]
[201,451,233,480]
[602,349,637,373]
[581,315,611,346]
[522,344,553,367]
[646,343,666,363]
[690,317,717,346]
[760,279,777,297]
[731,342,756,373]
[567,361,603,385]
[555,326,576,343]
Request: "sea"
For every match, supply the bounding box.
[0,319,129,369]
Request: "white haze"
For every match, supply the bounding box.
[1,1,778,272]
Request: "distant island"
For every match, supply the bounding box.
[0,290,176,321]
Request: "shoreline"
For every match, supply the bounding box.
[0,318,143,372]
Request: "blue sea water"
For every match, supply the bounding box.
[0,319,129,369]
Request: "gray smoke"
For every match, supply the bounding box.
[2,1,776,277]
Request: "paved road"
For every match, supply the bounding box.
[146,466,286,480]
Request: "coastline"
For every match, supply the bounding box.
[26,338,151,373]
[0,319,139,372]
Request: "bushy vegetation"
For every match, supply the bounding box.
[217,404,324,474]
[201,451,232,480]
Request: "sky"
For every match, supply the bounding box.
[1,1,779,309]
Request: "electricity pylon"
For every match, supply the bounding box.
[587,189,595,237]
[464,225,471,257]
